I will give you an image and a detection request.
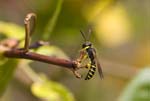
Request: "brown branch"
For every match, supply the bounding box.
[1,13,82,79]
[4,49,76,69]
[0,37,81,78]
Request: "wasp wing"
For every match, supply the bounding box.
[93,48,104,79]
[96,58,104,79]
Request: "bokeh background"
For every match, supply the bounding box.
[0,0,149,101]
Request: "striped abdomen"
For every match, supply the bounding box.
[85,64,96,80]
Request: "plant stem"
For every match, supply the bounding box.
[43,0,64,40]
[4,49,75,69]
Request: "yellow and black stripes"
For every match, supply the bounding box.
[85,64,96,80]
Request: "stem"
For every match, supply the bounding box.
[43,0,64,40]
[4,49,75,69]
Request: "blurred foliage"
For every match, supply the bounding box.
[36,45,69,59]
[0,59,18,96]
[43,0,64,40]
[31,75,74,101]
[94,4,132,47]
[0,21,24,96]
[119,67,150,101]
[0,21,24,39]
[0,0,149,101]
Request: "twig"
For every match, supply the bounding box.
[3,49,75,69]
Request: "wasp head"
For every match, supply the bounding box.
[80,27,93,49]
[82,41,92,48]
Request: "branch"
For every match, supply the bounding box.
[3,49,75,69]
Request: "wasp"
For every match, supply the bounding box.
[74,27,103,80]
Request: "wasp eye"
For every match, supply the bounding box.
[82,42,92,48]
[82,43,86,48]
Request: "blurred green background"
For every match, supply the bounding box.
[0,0,149,101]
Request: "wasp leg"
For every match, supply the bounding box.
[76,49,87,63]
[75,51,88,69]
[73,59,90,70]
[72,69,82,78]
[74,63,91,70]
[85,63,91,69]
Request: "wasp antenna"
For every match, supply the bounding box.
[87,27,92,41]
[80,29,87,41]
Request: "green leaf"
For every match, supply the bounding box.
[0,59,18,96]
[0,21,24,39]
[31,75,75,101]
[0,21,22,96]
[118,67,150,101]
[36,45,69,59]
